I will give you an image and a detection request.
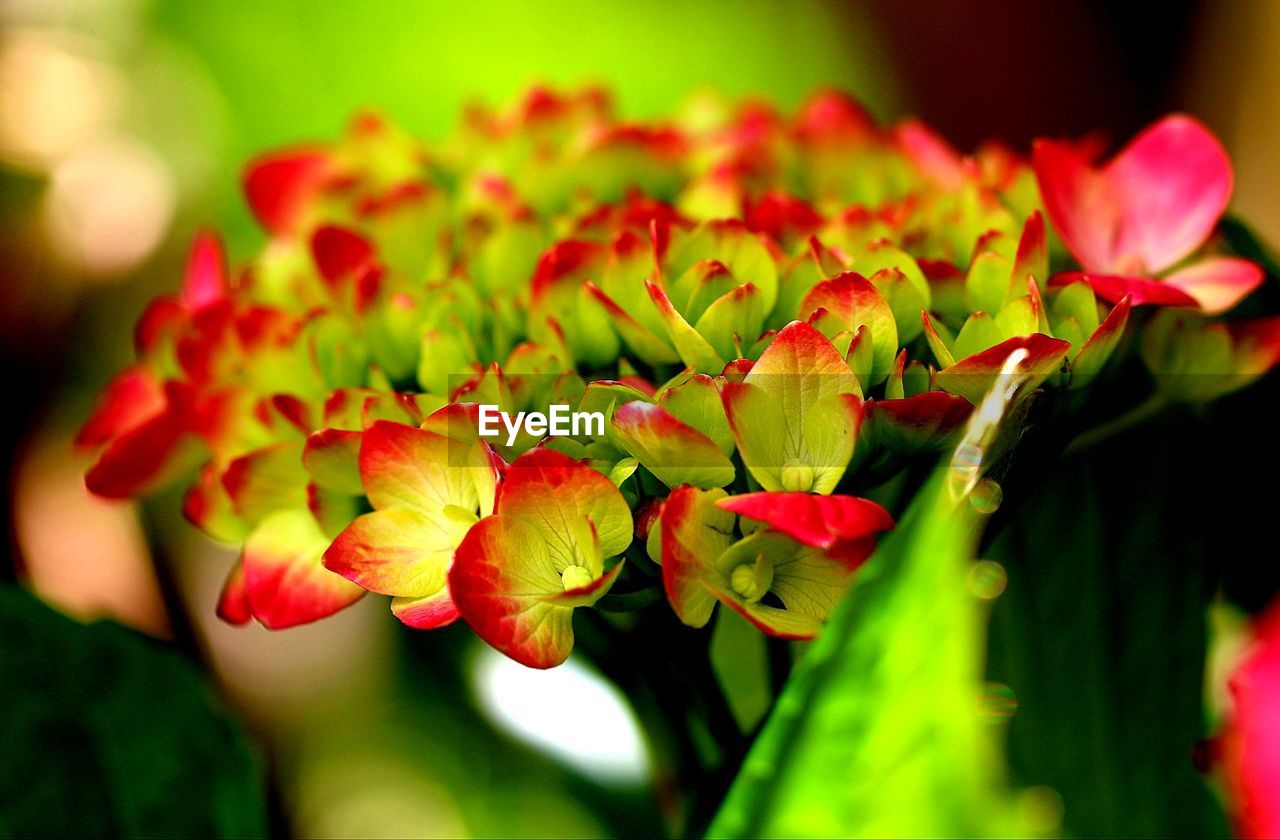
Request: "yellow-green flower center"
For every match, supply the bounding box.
[561,564,594,592]
[730,554,774,603]
[779,459,815,493]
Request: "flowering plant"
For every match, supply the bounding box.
[79,88,1280,837]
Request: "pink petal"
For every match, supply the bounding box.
[1108,115,1233,273]
[1032,139,1121,272]
[1222,602,1280,839]
[897,118,968,188]
[1162,257,1264,315]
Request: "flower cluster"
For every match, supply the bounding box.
[80,87,1280,669]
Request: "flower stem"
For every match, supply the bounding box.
[1066,393,1167,454]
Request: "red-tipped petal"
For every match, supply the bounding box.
[243,148,332,235]
[716,492,893,556]
[748,320,859,385]
[935,334,1071,405]
[358,420,494,516]
[216,560,252,626]
[83,397,199,499]
[221,441,309,524]
[717,594,822,641]
[184,464,249,544]
[324,506,471,599]
[180,229,228,311]
[497,447,634,558]
[1072,296,1134,386]
[241,508,365,629]
[75,366,166,450]
[661,486,735,628]
[312,224,376,286]
[1013,211,1047,285]
[1229,316,1280,378]
[391,589,460,630]
[897,118,968,188]
[795,89,878,146]
[448,515,577,669]
[531,240,605,304]
[743,192,824,242]
[1050,271,1200,309]
[612,401,734,489]
[302,429,364,496]
[870,392,974,454]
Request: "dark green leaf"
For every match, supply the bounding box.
[986,415,1230,838]
[0,585,266,839]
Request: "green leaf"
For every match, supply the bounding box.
[708,469,1035,838]
[966,250,1014,315]
[0,585,266,838]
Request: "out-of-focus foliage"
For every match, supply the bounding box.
[0,584,266,838]
[986,415,1232,838]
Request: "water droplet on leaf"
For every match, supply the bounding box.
[969,560,1007,599]
[969,478,1003,513]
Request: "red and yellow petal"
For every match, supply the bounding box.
[359,420,493,516]
[84,393,203,499]
[869,391,973,454]
[221,441,310,524]
[496,447,633,560]
[935,334,1071,405]
[660,486,735,628]
[448,515,574,669]
[612,401,735,489]
[747,320,860,398]
[391,589,460,630]
[302,428,364,495]
[76,366,167,451]
[241,508,365,629]
[324,506,472,599]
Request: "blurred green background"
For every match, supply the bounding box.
[3,1,1279,837]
